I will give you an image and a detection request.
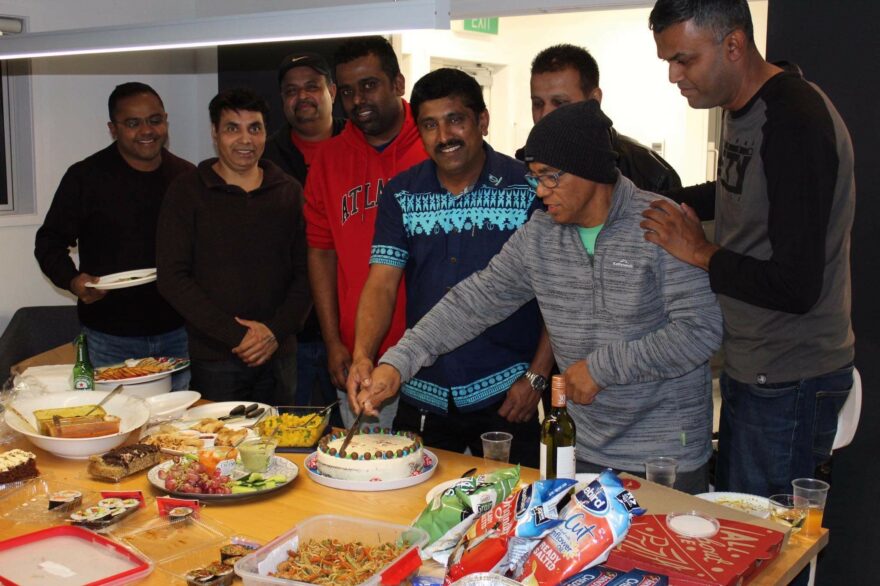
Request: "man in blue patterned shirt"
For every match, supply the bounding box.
[345,68,553,465]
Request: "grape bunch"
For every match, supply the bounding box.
[157,456,233,494]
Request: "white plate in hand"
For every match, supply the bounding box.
[85,268,157,290]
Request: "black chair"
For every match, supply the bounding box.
[0,306,81,379]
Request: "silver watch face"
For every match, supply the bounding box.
[526,372,548,392]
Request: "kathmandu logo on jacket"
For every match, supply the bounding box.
[341,178,385,224]
[612,259,633,269]
[488,174,502,186]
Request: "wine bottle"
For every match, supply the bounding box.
[539,375,576,480]
[72,334,94,391]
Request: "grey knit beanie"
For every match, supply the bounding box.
[524,100,618,184]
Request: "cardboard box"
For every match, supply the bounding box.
[610,476,787,585]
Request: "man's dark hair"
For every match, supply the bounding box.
[333,36,401,82]
[208,87,270,127]
[410,68,487,122]
[649,0,754,42]
[530,44,600,95]
[108,82,163,121]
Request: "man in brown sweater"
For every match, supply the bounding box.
[157,88,311,402]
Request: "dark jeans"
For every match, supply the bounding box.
[395,397,540,468]
[716,364,852,497]
[575,458,710,495]
[83,326,190,390]
[189,347,296,404]
[294,341,335,405]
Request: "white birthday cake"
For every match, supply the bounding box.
[316,427,423,481]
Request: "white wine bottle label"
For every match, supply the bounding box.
[539,441,548,480]
[556,446,576,480]
[540,442,576,480]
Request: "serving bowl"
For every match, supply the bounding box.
[253,405,331,448]
[145,390,201,421]
[4,390,150,459]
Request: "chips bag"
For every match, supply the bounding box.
[444,478,577,584]
[414,466,520,563]
[517,470,644,586]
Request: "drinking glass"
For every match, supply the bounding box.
[768,494,807,534]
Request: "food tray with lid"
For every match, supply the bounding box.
[0,525,153,585]
[114,512,232,563]
[235,514,429,585]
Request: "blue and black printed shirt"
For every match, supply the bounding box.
[371,143,542,414]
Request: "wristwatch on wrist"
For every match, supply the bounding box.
[523,370,548,393]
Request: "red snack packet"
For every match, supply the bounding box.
[517,471,643,586]
[445,478,577,584]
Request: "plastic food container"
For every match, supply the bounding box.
[0,477,97,527]
[666,510,721,538]
[115,514,230,563]
[0,525,153,585]
[235,514,429,585]
[158,535,261,585]
[253,406,330,449]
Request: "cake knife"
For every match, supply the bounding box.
[337,406,364,455]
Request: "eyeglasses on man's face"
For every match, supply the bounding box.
[525,170,567,190]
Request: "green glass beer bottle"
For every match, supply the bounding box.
[72,334,94,391]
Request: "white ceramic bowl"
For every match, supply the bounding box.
[145,390,201,420]
[95,373,172,399]
[4,390,150,459]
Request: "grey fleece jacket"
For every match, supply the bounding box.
[381,175,722,472]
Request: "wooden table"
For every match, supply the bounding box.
[0,430,827,585]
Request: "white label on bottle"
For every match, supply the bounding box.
[539,441,548,480]
[556,446,576,480]
[539,442,576,480]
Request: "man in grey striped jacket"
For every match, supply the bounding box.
[354,100,722,494]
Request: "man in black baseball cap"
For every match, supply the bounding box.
[262,52,345,411]
[264,52,343,186]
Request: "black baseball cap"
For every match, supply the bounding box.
[277,52,333,84]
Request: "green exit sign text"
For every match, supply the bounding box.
[463,18,499,35]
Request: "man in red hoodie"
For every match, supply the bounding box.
[304,36,428,427]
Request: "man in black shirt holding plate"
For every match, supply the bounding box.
[35,82,194,388]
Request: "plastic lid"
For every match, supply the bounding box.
[0,525,153,585]
[666,511,720,538]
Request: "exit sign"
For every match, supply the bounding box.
[463,18,499,35]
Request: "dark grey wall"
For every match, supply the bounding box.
[767,1,880,582]
[217,38,348,135]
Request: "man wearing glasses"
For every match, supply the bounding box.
[35,82,194,388]
[353,100,722,493]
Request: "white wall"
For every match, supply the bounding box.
[400,1,768,185]
[0,0,766,335]
[0,1,218,334]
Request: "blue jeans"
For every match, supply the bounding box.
[294,341,336,406]
[716,364,852,497]
[82,326,190,390]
